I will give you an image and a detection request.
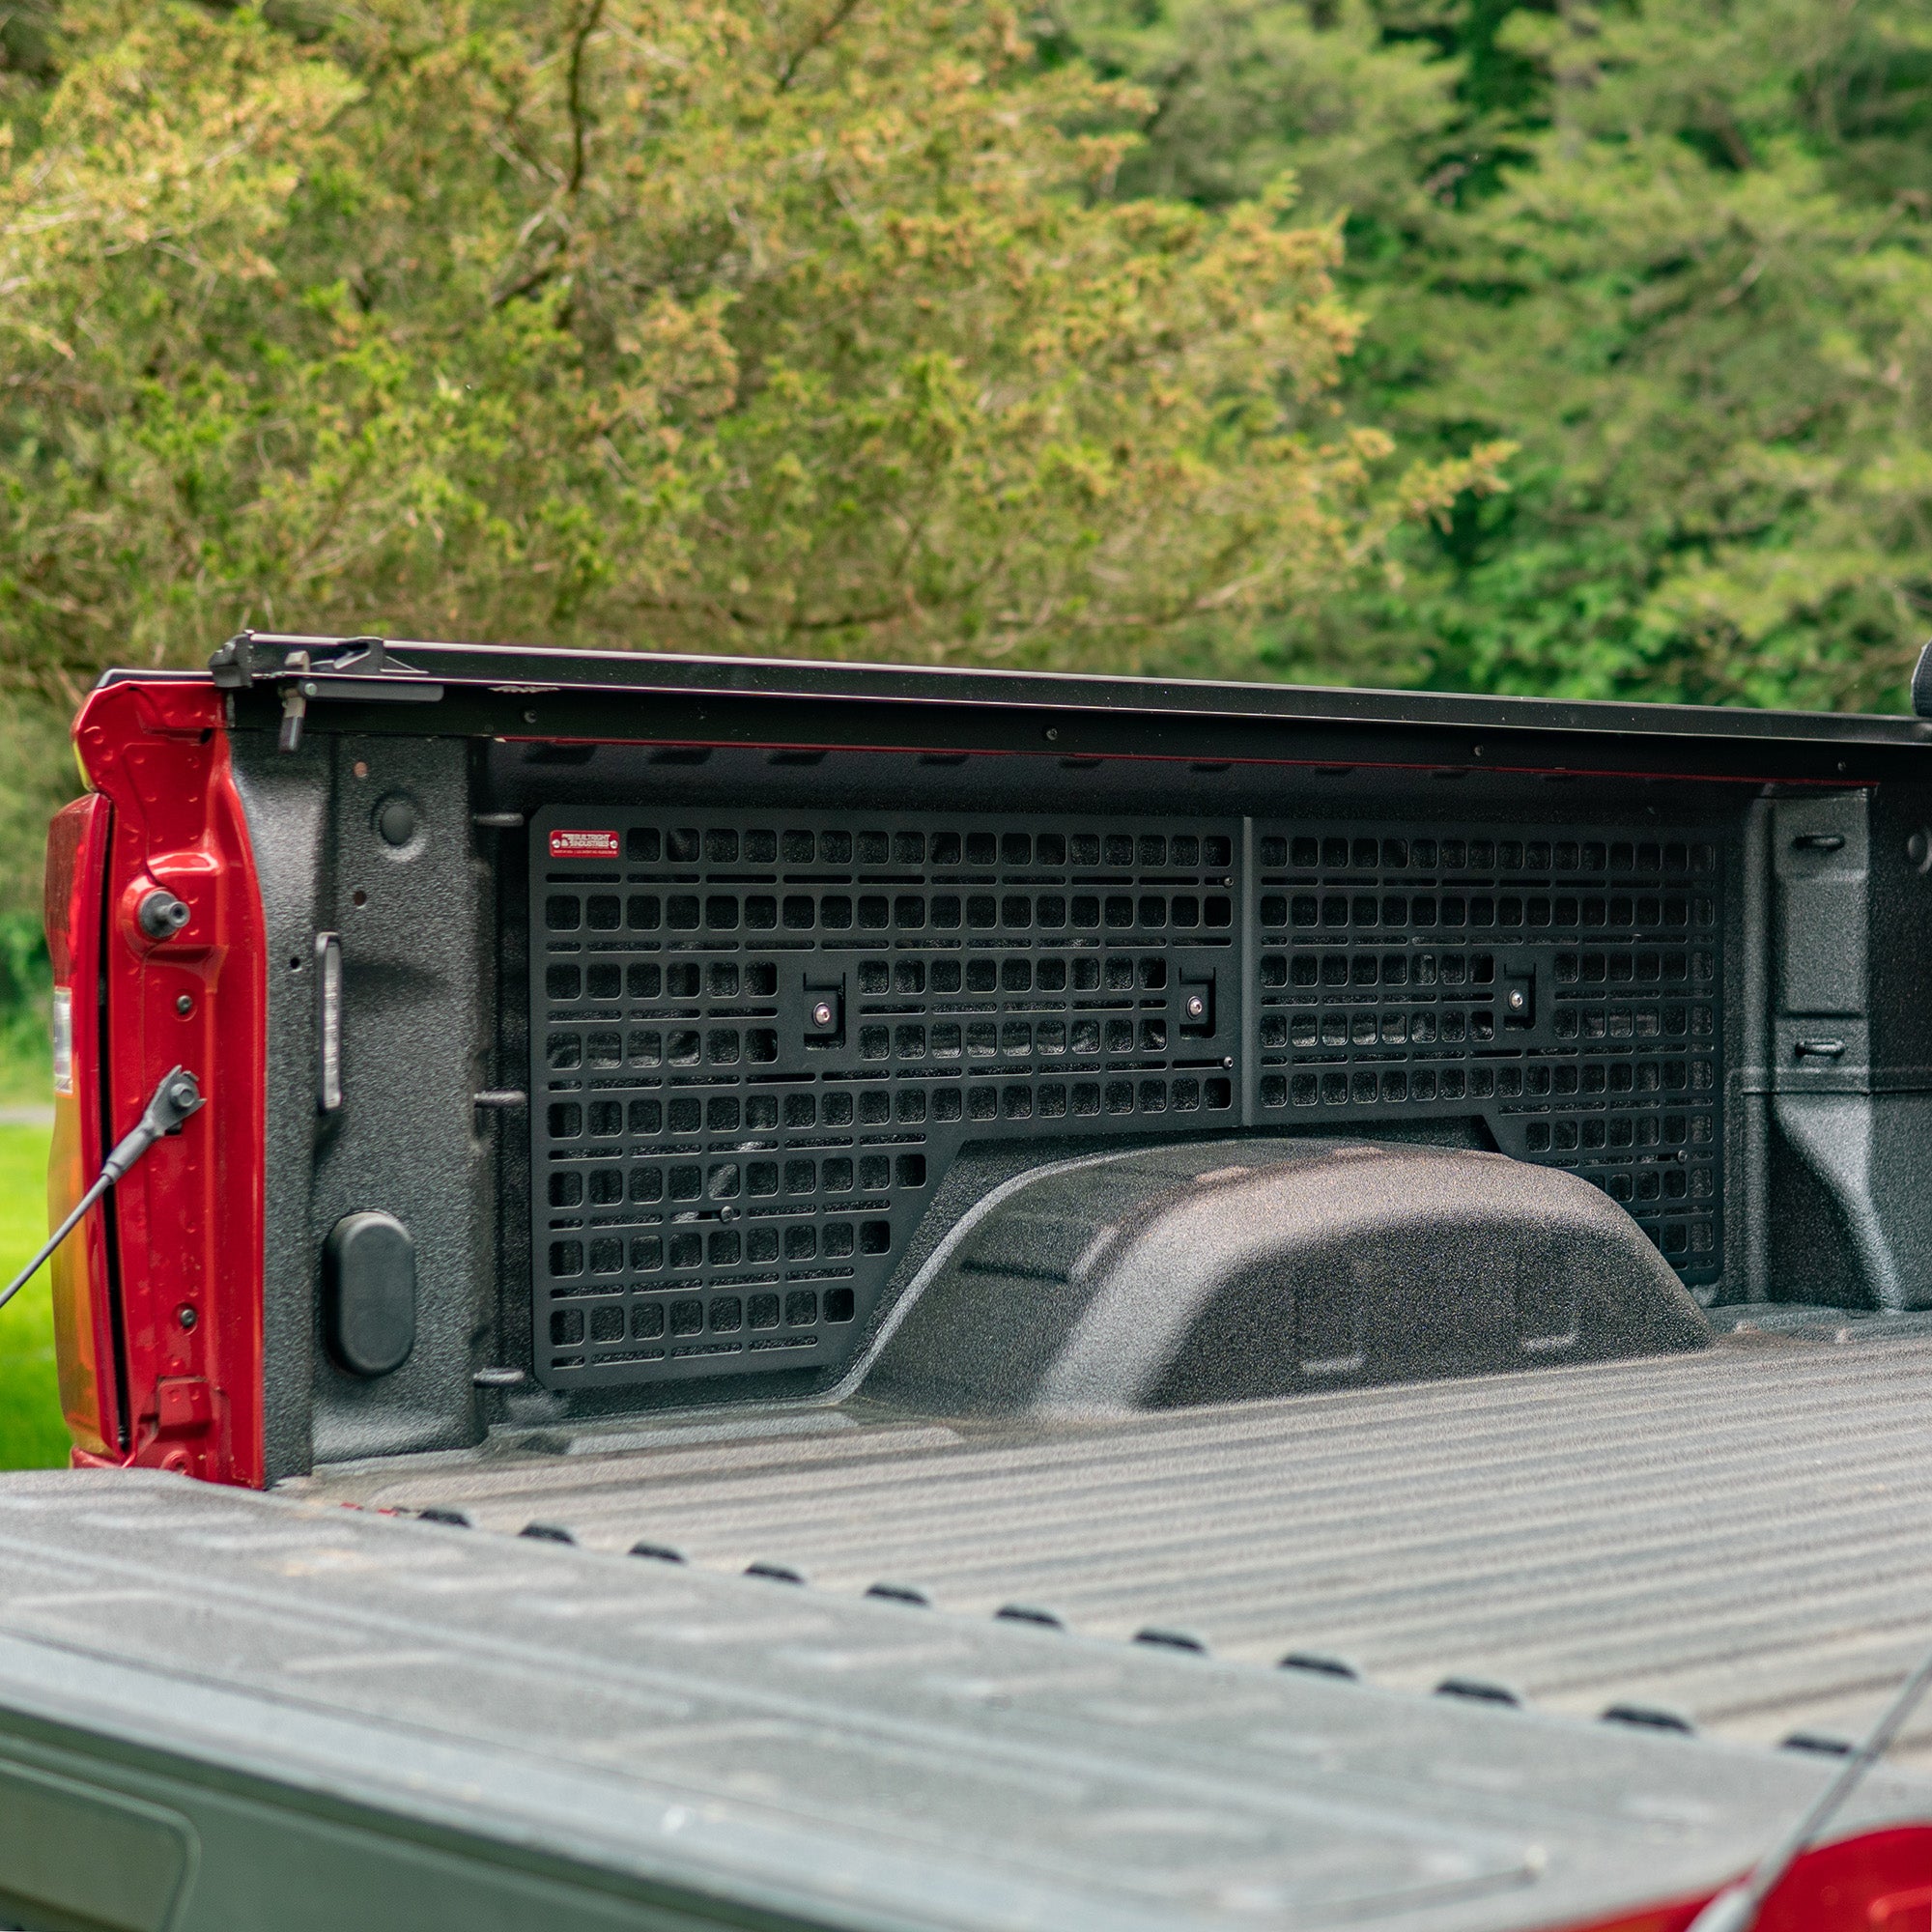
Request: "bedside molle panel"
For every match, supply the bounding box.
[1250,823,1723,1287]
[529,807,1725,1391]
[529,810,1242,1389]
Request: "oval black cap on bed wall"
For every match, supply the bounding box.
[323,1211,417,1378]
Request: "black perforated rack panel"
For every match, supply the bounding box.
[530,809,1722,1389]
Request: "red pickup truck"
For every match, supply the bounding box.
[5,632,1932,1932]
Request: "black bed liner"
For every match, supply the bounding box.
[300,1314,1932,1767]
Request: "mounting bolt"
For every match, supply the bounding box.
[812,1001,834,1028]
[1185,994,1207,1020]
[178,1305,198,1331]
[175,994,193,1016]
[1044,727,1059,742]
[1507,987,1528,1013]
[137,889,191,941]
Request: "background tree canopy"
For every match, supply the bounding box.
[0,0,1928,918]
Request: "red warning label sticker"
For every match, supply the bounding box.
[549,828,620,859]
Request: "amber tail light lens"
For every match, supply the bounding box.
[43,792,118,1459]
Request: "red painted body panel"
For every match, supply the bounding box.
[1568,1825,1932,1930]
[53,680,268,1487]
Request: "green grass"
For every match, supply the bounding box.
[0,1121,65,1470]
[0,1025,49,1107]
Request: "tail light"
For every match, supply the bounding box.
[1576,1824,1932,1929]
[43,793,118,1458]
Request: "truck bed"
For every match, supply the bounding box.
[3,1466,1929,1932]
[27,640,1932,1926]
[301,1311,1932,1767]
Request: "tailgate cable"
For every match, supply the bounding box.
[1689,1641,1932,1931]
[0,1067,205,1319]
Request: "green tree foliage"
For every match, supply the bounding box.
[1059,0,1932,708]
[0,0,1926,927]
[0,0,1490,696]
